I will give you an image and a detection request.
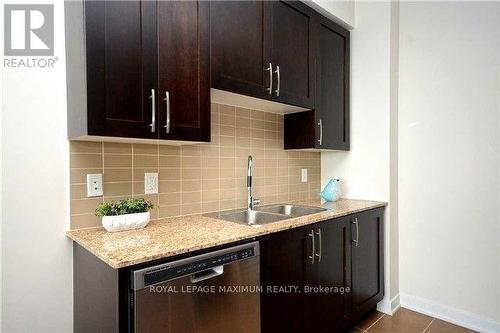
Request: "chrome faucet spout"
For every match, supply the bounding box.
[247,156,260,210]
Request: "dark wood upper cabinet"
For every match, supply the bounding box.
[82,0,157,139]
[269,1,315,108]
[351,208,385,321]
[284,12,350,150]
[210,1,314,109]
[210,1,272,99]
[314,16,350,150]
[68,1,349,146]
[66,0,210,143]
[157,1,210,142]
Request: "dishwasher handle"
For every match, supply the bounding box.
[132,241,259,290]
[190,266,224,283]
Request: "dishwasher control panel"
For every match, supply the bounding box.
[133,242,259,289]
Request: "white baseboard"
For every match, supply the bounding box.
[377,294,401,315]
[400,293,499,333]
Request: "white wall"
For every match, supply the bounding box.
[309,0,355,28]
[388,0,400,304]
[321,0,397,311]
[1,0,73,331]
[0,4,3,328]
[398,2,500,332]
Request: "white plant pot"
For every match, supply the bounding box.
[102,212,150,232]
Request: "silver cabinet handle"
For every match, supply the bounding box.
[351,218,359,247]
[274,65,280,96]
[317,119,323,145]
[308,230,315,264]
[265,63,273,94]
[163,91,170,134]
[149,89,156,133]
[315,228,322,262]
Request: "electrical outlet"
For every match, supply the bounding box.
[145,173,159,194]
[87,174,103,197]
[301,168,308,183]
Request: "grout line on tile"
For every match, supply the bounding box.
[69,152,103,156]
[157,143,160,217]
[364,313,385,331]
[71,212,99,217]
[354,327,367,333]
[422,318,435,333]
[100,142,104,205]
[71,167,130,171]
[131,144,134,197]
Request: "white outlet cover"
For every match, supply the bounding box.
[87,173,103,197]
[301,168,308,183]
[145,173,159,194]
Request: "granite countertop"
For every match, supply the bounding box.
[66,198,387,269]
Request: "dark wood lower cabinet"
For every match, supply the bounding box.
[351,208,385,321]
[306,216,352,333]
[260,226,308,333]
[260,208,384,333]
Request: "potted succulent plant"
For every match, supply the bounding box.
[95,198,154,232]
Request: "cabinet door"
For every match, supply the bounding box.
[351,208,385,321]
[305,218,352,333]
[85,0,157,138]
[157,1,210,142]
[269,1,315,108]
[210,1,272,99]
[315,17,350,150]
[260,226,310,333]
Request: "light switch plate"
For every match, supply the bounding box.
[301,168,308,183]
[145,173,159,194]
[87,173,103,197]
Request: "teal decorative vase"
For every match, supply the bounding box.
[320,178,341,202]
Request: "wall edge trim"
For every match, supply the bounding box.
[400,293,499,333]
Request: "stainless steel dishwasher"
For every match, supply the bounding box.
[130,241,260,333]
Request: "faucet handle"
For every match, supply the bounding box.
[252,198,261,206]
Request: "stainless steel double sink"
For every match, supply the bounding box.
[205,204,327,226]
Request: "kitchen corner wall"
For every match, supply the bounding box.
[70,103,321,229]
[321,0,395,313]
[2,1,73,331]
[398,1,500,329]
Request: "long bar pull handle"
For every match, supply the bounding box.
[190,266,224,283]
[318,119,323,145]
[274,65,280,96]
[163,91,170,134]
[265,63,273,94]
[308,230,315,265]
[315,228,322,262]
[149,89,156,133]
[351,218,359,247]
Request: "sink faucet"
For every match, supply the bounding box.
[247,156,260,210]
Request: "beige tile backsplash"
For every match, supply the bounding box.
[69,104,321,229]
